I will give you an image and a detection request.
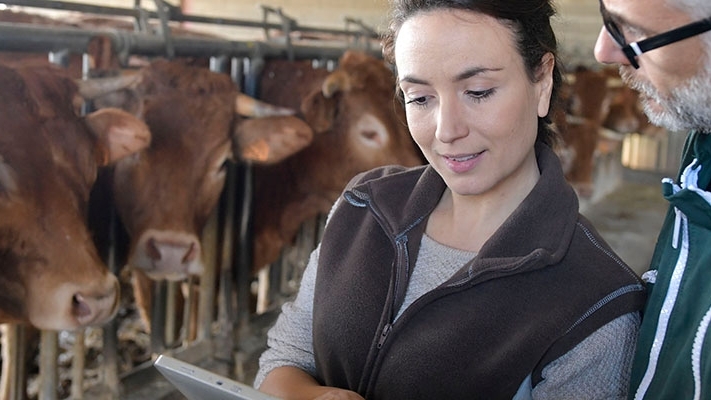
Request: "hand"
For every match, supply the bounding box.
[259,366,365,400]
[313,388,365,400]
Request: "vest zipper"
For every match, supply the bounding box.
[379,236,410,346]
[377,323,392,348]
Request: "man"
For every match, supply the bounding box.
[594,0,711,398]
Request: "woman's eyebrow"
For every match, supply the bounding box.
[399,75,429,86]
[453,66,501,82]
[399,66,502,86]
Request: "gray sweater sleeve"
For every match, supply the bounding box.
[530,312,641,399]
[254,244,319,389]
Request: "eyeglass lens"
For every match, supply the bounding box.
[599,1,626,46]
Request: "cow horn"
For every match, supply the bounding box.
[322,70,352,98]
[235,93,295,117]
[75,74,140,100]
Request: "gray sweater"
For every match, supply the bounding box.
[256,233,640,398]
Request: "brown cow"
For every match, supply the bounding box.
[555,66,613,197]
[0,63,150,330]
[89,58,314,327]
[110,52,422,333]
[252,50,424,272]
[556,66,664,197]
[102,58,312,280]
[602,67,666,138]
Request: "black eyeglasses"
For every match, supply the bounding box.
[599,0,711,69]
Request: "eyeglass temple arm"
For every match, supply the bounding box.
[632,18,711,55]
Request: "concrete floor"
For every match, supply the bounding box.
[582,168,670,277]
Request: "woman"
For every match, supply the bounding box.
[255,0,645,398]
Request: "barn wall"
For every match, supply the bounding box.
[14,0,604,67]
[555,0,605,69]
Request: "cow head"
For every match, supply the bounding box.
[94,59,313,281]
[251,51,425,270]
[296,50,424,195]
[0,64,150,330]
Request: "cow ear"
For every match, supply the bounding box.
[0,155,19,199]
[83,108,151,166]
[300,91,337,134]
[233,115,314,165]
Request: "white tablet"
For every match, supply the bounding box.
[153,354,280,400]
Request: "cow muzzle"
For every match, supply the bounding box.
[130,229,203,281]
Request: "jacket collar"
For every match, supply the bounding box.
[349,143,580,270]
[664,131,711,229]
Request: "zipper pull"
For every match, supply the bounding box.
[377,323,392,348]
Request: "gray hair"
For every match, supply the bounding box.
[672,0,711,18]
[668,0,711,70]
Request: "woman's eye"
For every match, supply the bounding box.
[466,89,495,101]
[405,96,429,107]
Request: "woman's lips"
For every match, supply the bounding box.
[442,150,485,173]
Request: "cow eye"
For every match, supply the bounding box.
[219,159,230,171]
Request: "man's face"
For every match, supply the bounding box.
[594,0,711,132]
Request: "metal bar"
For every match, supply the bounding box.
[149,280,167,354]
[1,0,380,38]
[164,281,178,346]
[99,163,121,400]
[70,330,85,399]
[0,324,27,400]
[197,204,218,342]
[181,276,195,347]
[209,55,240,362]
[0,22,380,60]
[151,0,174,58]
[38,330,58,400]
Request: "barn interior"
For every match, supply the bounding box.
[0,0,673,399]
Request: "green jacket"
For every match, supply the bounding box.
[630,131,711,399]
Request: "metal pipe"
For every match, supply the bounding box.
[70,330,85,399]
[197,203,218,342]
[150,280,167,354]
[1,0,381,39]
[38,331,58,400]
[0,324,27,400]
[0,22,380,60]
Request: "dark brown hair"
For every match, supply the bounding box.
[381,0,563,147]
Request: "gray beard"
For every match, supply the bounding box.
[620,67,711,133]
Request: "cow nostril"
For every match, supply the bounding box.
[147,237,162,261]
[72,294,92,318]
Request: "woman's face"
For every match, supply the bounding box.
[395,9,553,198]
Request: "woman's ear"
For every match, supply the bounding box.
[537,52,555,118]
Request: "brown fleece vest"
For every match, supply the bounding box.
[312,145,645,400]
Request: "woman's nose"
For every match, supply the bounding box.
[594,27,631,66]
[435,100,468,143]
